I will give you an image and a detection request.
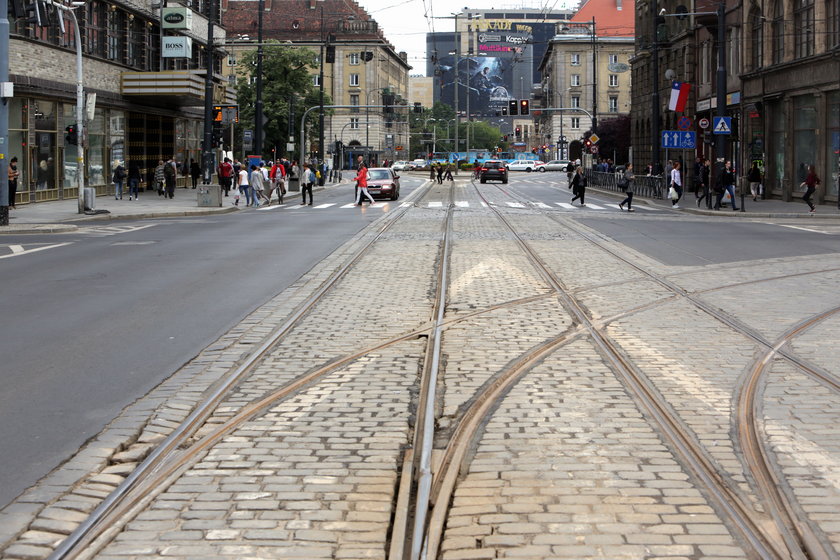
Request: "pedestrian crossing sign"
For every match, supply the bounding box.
[713,117,732,134]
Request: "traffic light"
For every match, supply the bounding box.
[508,99,518,116]
[584,138,592,150]
[413,102,422,113]
[515,126,521,138]
[325,45,336,63]
[64,123,78,145]
[501,106,508,116]
[503,134,509,142]
[531,148,537,154]
[519,99,530,115]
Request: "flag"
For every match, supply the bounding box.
[668,81,691,112]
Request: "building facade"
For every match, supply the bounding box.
[223,0,411,167]
[6,0,231,205]
[539,0,635,162]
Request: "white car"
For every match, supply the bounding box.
[410,159,428,169]
[391,161,411,171]
[506,160,546,172]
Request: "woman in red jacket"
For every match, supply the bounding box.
[354,163,375,206]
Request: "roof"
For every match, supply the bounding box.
[570,0,635,36]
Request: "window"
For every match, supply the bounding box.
[107,9,124,62]
[570,53,580,66]
[350,73,360,86]
[609,96,618,112]
[794,0,814,58]
[350,117,360,130]
[126,17,145,69]
[571,74,580,86]
[729,27,740,75]
[772,0,784,64]
[571,117,580,129]
[312,74,320,86]
[86,2,106,57]
[830,0,840,48]
[608,54,618,64]
[350,52,360,65]
[609,74,618,87]
[750,9,764,70]
[571,96,580,108]
[350,94,360,113]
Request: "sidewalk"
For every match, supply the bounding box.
[0,180,348,234]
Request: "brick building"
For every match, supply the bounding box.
[223,0,411,167]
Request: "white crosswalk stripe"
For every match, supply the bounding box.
[506,202,525,208]
[254,198,659,213]
[533,202,552,208]
[427,201,443,208]
[585,203,606,210]
[556,202,576,209]
[455,201,470,207]
[313,203,336,209]
[340,203,358,208]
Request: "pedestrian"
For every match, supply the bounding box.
[250,164,265,206]
[714,160,739,211]
[7,156,19,209]
[163,157,176,198]
[112,160,126,200]
[570,166,587,206]
[354,160,375,206]
[189,157,201,188]
[267,160,284,205]
[565,160,575,183]
[696,158,711,208]
[802,165,820,214]
[747,161,762,201]
[443,162,454,182]
[154,160,166,196]
[217,157,233,197]
[436,162,444,184]
[236,164,249,207]
[232,158,242,176]
[693,156,703,196]
[354,155,366,200]
[669,161,683,208]
[128,162,142,201]
[301,163,315,205]
[618,163,635,212]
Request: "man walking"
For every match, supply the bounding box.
[163,157,177,199]
[301,163,315,205]
[218,157,234,197]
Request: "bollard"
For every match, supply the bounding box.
[740,192,746,212]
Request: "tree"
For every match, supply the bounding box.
[594,116,631,164]
[234,43,331,158]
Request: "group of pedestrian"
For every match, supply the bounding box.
[226,158,295,207]
[430,162,454,184]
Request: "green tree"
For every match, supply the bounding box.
[234,44,331,159]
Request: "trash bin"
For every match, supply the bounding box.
[83,187,96,211]
[197,184,222,207]
[288,177,300,192]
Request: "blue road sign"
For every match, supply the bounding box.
[713,116,732,134]
[661,130,696,149]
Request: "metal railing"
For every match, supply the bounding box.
[585,170,666,200]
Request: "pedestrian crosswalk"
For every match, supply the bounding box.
[256,200,660,213]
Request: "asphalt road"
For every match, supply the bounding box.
[2,172,838,508]
[0,177,423,508]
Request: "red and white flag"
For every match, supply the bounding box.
[669,81,691,112]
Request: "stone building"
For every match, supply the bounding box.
[6,0,232,205]
[223,0,411,167]
[538,0,635,162]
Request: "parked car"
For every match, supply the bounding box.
[478,160,508,184]
[366,167,401,200]
[391,161,411,171]
[543,160,572,171]
[507,159,546,172]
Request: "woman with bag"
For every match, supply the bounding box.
[618,164,635,212]
[570,166,587,206]
[747,162,762,201]
[802,165,820,213]
[669,161,683,208]
[154,160,166,197]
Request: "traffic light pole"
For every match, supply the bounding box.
[0,0,9,225]
[201,0,216,184]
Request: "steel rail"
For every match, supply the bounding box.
[491,181,836,558]
[421,182,786,560]
[47,180,437,560]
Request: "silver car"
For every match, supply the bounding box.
[543,160,572,171]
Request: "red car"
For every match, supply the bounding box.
[365,168,401,200]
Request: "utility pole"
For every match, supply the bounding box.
[591,18,597,133]
[0,0,10,225]
[254,0,264,156]
[651,0,661,174]
[714,1,727,181]
[202,0,216,183]
[317,4,325,179]
[453,12,459,166]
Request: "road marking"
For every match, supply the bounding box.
[10,244,24,254]
[455,201,470,207]
[257,204,285,211]
[341,203,358,208]
[778,224,832,234]
[556,202,576,209]
[586,203,606,210]
[78,224,156,236]
[313,203,336,209]
[506,202,525,208]
[0,242,73,259]
[533,202,552,209]
[427,201,443,208]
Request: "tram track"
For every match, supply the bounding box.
[478,181,840,559]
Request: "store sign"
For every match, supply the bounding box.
[162,7,191,29]
[162,37,192,58]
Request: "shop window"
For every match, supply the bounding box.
[793,95,817,186]
[827,92,839,197]
[794,0,814,58]
[768,100,785,192]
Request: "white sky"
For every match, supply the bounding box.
[356,0,572,74]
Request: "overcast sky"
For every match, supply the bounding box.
[355,0,575,74]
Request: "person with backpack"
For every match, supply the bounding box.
[218,157,234,197]
[112,160,127,200]
[747,161,762,202]
[570,166,587,206]
[163,157,177,199]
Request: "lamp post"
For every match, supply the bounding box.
[651,0,661,175]
[317,3,326,179]
[453,12,460,168]
[202,0,217,183]
[254,0,264,156]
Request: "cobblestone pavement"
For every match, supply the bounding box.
[3,179,840,559]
